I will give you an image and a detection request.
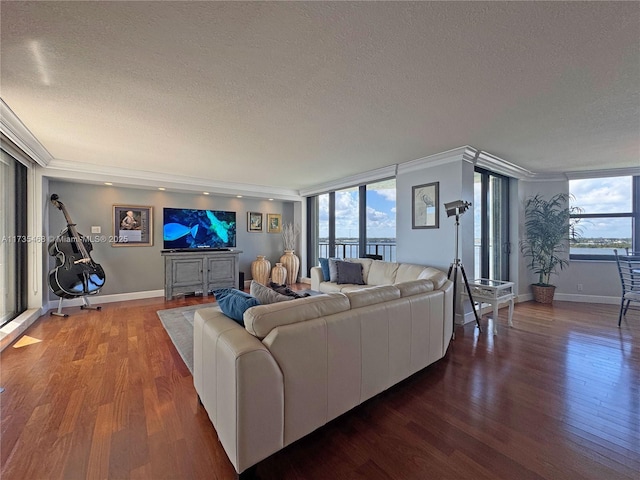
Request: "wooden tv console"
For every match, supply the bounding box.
[161,249,242,300]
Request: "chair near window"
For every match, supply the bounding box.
[613,249,640,326]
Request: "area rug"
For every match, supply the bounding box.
[157,304,211,374]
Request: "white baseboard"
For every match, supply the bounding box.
[45,289,165,311]
[553,293,619,305]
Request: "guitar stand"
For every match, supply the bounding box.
[51,296,102,317]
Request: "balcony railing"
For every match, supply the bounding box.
[318,242,396,262]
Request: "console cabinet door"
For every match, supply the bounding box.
[168,257,205,297]
[206,255,237,292]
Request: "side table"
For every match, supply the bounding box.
[463,278,515,335]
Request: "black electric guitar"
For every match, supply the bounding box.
[48,194,106,298]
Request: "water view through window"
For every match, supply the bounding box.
[317,179,396,261]
[570,176,633,256]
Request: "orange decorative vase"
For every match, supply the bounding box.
[271,263,287,285]
[251,255,271,285]
[279,250,300,285]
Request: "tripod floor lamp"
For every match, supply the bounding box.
[444,200,481,336]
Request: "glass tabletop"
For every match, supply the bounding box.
[471,278,512,287]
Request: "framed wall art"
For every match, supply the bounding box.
[248,211,263,232]
[112,205,153,246]
[412,182,439,229]
[267,213,282,233]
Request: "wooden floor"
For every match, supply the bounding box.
[1,290,639,479]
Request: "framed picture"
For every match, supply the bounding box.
[412,182,439,229]
[112,205,153,246]
[248,211,263,232]
[267,213,282,233]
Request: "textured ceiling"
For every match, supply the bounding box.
[1,1,638,191]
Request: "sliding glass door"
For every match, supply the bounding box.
[0,150,28,326]
[474,168,510,281]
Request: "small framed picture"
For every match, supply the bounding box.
[267,213,282,233]
[113,205,153,246]
[248,211,263,232]
[412,182,439,229]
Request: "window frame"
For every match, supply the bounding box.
[306,177,396,274]
[569,175,640,261]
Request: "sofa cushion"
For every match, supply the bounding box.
[213,288,261,325]
[395,279,435,297]
[244,293,350,339]
[336,260,365,285]
[345,285,401,308]
[250,280,292,304]
[395,264,429,283]
[418,267,449,290]
[367,261,400,285]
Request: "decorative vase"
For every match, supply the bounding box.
[271,263,287,285]
[280,250,300,286]
[251,255,271,285]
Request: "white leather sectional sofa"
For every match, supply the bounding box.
[310,257,451,293]
[193,260,453,476]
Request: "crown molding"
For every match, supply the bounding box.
[0,99,53,167]
[43,159,303,201]
[299,164,398,197]
[475,151,535,179]
[396,146,478,175]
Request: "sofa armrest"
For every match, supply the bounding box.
[310,266,324,291]
[194,308,284,474]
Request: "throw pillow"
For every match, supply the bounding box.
[213,288,261,325]
[250,280,292,304]
[328,258,339,282]
[335,260,365,285]
[319,258,331,281]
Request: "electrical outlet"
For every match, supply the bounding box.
[91,226,101,234]
[577,284,583,291]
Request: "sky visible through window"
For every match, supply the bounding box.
[318,181,396,239]
[570,176,631,238]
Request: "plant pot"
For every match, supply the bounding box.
[531,284,556,304]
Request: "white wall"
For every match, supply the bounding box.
[396,148,475,274]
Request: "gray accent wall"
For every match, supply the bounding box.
[46,181,296,299]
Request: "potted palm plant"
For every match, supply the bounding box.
[520,193,581,303]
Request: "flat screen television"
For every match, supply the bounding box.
[163,207,236,250]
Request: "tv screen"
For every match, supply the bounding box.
[163,208,236,250]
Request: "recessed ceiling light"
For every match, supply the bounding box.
[268,198,274,201]
[104,182,113,186]
[158,187,166,191]
[236,195,243,198]
[203,192,210,195]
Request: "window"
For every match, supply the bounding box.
[307,178,396,273]
[569,175,639,259]
[365,179,396,262]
